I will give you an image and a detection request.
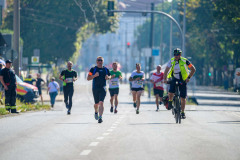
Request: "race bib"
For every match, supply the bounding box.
[66,78,73,83]
[111,81,118,86]
[137,80,143,86]
[156,82,162,87]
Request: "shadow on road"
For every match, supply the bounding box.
[129,123,174,125]
[208,121,240,124]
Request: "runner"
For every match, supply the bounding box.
[109,62,122,114]
[150,65,164,111]
[59,61,78,115]
[36,73,45,105]
[87,56,110,123]
[129,63,145,114]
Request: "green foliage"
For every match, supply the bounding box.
[0,108,8,115]
[135,0,240,86]
[3,0,118,63]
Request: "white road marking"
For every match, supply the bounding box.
[96,137,104,140]
[80,150,91,155]
[103,133,110,136]
[107,129,113,132]
[89,142,99,146]
[113,123,118,126]
[111,127,116,129]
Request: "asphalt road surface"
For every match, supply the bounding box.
[0,77,240,160]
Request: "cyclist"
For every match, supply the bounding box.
[163,48,196,119]
[109,62,122,114]
[87,56,110,123]
[59,61,78,115]
[150,65,164,111]
[129,63,145,114]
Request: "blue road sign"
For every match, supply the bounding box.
[152,49,159,56]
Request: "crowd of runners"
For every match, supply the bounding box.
[59,48,196,124]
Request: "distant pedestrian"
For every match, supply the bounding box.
[237,72,240,76]
[59,61,78,115]
[0,60,18,113]
[24,74,36,85]
[47,77,59,108]
[0,63,4,105]
[36,73,45,105]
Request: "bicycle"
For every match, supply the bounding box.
[168,80,182,124]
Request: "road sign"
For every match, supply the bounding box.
[31,56,39,64]
[152,49,159,56]
[33,49,40,57]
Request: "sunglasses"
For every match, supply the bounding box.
[174,54,180,56]
[97,59,103,62]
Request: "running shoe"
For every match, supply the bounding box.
[136,109,139,114]
[160,101,162,105]
[133,102,137,108]
[98,118,103,123]
[94,112,99,120]
[67,110,71,115]
[156,106,159,112]
[181,112,186,119]
[110,107,113,113]
[114,109,118,114]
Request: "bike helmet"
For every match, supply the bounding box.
[173,48,182,55]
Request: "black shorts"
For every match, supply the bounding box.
[109,88,119,97]
[169,78,187,98]
[153,89,164,97]
[131,88,144,92]
[92,88,106,104]
[37,87,42,95]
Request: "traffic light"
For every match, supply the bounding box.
[127,42,130,48]
[208,72,212,76]
[107,1,114,17]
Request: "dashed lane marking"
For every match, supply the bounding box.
[89,142,99,147]
[80,150,91,156]
[96,137,104,140]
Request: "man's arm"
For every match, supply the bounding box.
[0,76,8,90]
[163,67,170,83]
[73,72,78,81]
[188,65,196,78]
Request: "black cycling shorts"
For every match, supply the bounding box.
[131,88,144,92]
[92,88,106,104]
[153,89,164,97]
[109,88,119,97]
[169,78,187,98]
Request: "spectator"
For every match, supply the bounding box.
[0,60,18,113]
[237,72,240,76]
[24,74,36,85]
[36,73,45,105]
[47,77,59,108]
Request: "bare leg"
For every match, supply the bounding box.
[136,91,142,110]
[99,101,104,117]
[155,94,159,107]
[114,94,118,107]
[132,91,137,103]
[40,95,43,105]
[181,98,186,112]
[110,96,114,107]
[94,103,99,113]
[168,92,174,101]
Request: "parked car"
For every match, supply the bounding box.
[16,75,39,102]
[233,68,240,92]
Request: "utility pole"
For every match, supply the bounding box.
[124,22,128,82]
[183,0,186,57]
[149,3,154,74]
[160,2,164,65]
[13,0,20,76]
[170,0,173,59]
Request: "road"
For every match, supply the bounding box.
[0,76,240,160]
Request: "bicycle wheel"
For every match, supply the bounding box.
[175,98,180,123]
